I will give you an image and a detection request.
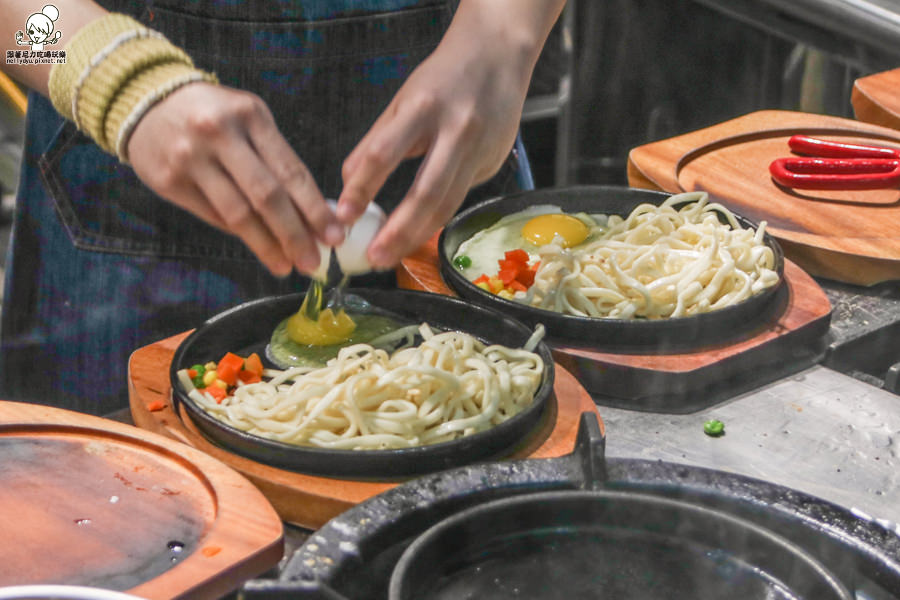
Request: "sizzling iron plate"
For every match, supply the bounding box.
[439,186,786,352]
[169,288,555,479]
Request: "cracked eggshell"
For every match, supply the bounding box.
[335,201,387,275]
[311,239,331,281]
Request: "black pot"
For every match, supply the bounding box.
[439,186,785,352]
[390,490,852,600]
[169,288,555,479]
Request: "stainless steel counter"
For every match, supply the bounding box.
[602,364,900,532]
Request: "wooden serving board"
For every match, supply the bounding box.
[398,234,832,413]
[0,401,283,600]
[627,109,900,285]
[853,68,900,132]
[129,337,602,530]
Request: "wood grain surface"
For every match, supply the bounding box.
[129,337,602,530]
[627,110,900,285]
[853,68,900,132]
[0,401,283,600]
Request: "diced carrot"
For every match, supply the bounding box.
[508,280,527,292]
[238,370,262,384]
[498,259,522,271]
[218,351,244,373]
[488,277,504,294]
[531,261,541,270]
[504,249,530,263]
[473,274,490,285]
[244,352,263,376]
[187,369,197,378]
[206,385,228,404]
[216,362,240,386]
[147,400,166,412]
[216,351,245,385]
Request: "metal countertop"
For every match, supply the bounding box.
[602,364,900,532]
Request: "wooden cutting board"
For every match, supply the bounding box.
[627,110,900,286]
[129,335,602,530]
[0,401,283,600]
[853,67,900,131]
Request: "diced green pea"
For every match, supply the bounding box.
[703,419,725,437]
[453,255,472,269]
[190,364,206,376]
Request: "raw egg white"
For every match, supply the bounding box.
[453,205,601,280]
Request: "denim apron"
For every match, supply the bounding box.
[0,0,532,415]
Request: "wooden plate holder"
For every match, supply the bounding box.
[0,401,283,600]
[129,335,601,530]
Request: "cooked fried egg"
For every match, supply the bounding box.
[453,205,603,280]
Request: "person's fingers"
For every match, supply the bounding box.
[368,135,470,268]
[176,182,230,232]
[337,106,430,225]
[192,160,295,276]
[216,133,322,274]
[242,100,344,247]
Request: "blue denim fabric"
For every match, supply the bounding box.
[0,0,531,415]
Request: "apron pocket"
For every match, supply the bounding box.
[38,120,258,260]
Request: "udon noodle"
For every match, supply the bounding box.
[180,324,545,450]
[522,192,779,319]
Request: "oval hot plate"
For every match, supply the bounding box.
[170,289,555,479]
[439,185,785,352]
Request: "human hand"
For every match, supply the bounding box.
[336,16,534,269]
[127,82,344,276]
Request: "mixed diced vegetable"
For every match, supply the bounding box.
[185,351,264,403]
[471,249,540,299]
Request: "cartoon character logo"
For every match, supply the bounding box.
[16,5,62,52]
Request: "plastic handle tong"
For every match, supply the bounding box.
[769,135,900,190]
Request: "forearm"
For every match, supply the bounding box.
[449,0,567,90]
[0,0,107,96]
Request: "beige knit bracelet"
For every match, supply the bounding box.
[48,13,217,162]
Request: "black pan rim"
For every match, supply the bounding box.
[439,185,786,350]
[389,488,852,600]
[169,288,555,479]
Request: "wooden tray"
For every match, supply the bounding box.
[398,234,832,413]
[853,67,900,132]
[129,336,602,530]
[627,110,900,285]
[0,401,283,600]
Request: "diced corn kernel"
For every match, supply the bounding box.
[202,371,218,386]
[475,282,491,291]
[497,289,514,299]
[213,379,228,389]
[204,361,217,371]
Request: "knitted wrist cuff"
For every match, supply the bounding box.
[48,13,217,161]
[106,61,215,161]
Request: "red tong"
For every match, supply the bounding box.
[769,135,900,190]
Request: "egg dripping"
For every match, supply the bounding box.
[521,213,589,248]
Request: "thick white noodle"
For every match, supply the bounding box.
[179,324,544,450]
[521,192,779,319]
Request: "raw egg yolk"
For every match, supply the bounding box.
[287,307,357,346]
[521,214,589,248]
